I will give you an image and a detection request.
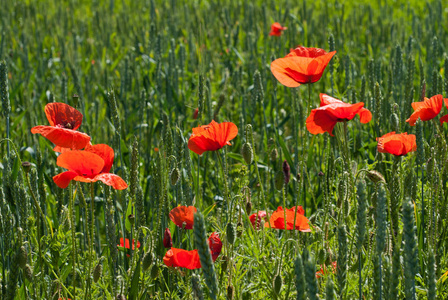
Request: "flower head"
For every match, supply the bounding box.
[169,206,197,229]
[249,211,267,230]
[270,46,336,87]
[265,206,311,231]
[269,22,287,36]
[406,94,445,126]
[163,248,201,270]
[31,102,91,150]
[377,132,417,156]
[306,94,372,136]
[52,144,128,190]
[188,120,238,155]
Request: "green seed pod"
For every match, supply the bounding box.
[150,263,159,279]
[270,148,278,162]
[142,251,153,272]
[366,170,386,184]
[274,171,284,191]
[227,285,234,300]
[18,246,27,269]
[273,274,282,295]
[93,261,103,283]
[242,142,254,165]
[23,264,33,282]
[226,222,236,245]
[170,167,180,186]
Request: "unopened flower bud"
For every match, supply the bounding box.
[270,148,278,162]
[226,222,236,245]
[170,168,180,186]
[163,228,172,248]
[273,274,283,295]
[274,170,284,190]
[282,160,290,185]
[242,142,254,165]
[245,201,252,215]
[23,264,33,281]
[366,170,386,184]
[93,261,103,283]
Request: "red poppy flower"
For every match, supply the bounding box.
[163,228,173,249]
[406,94,446,126]
[208,232,222,262]
[188,120,238,155]
[316,261,337,279]
[117,238,140,257]
[31,102,91,150]
[306,94,372,136]
[265,206,311,231]
[163,248,201,270]
[52,144,128,190]
[377,132,417,156]
[249,211,267,230]
[438,98,448,125]
[269,22,287,36]
[169,206,197,229]
[270,46,336,87]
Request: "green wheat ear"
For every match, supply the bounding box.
[294,252,306,300]
[194,211,218,300]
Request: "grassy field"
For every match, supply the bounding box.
[0,0,448,299]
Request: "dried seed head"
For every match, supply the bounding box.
[366,170,386,184]
[93,261,103,283]
[21,162,31,174]
[127,214,135,226]
[142,251,154,271]
[318,171,324,177]
[242,142,254,165]
[274,170,284,191]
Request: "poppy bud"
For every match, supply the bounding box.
[296,172,302,181]
[18,246,27,269]
[141,253,153,272]
[93,261,103,283]
[21,162,31,174]
[282,160,290,184]
[116,294,127,300]
[170,167,180,186]
[318,171,324,177]
[193,108,199,119]
[227,285,234,300]
[270,148,278,162]
[150,263,159,279]
[274,170,284,191]
[226,222,236,245]
[390,112,399,132]
[273,274,283,295]
[242,142,254,165]
[72,94,79,108]
[128,214,135,226]
[366,170,386,184]
[245,200,252,215]
[23,264,33,282]
[163,228,173,248]
[221,255,228,272]
[236,221,243,237]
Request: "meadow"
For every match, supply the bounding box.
[0,0,448,299]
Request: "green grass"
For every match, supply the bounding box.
[0,0,448,299]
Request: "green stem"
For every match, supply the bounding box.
[216,151,229,223]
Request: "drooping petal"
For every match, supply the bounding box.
[320,93,344,106]
[163,248,201,270]
[440,114,448,125]
[93,173,128,190]
[56,150,104,176]
[85,144,115,173]
[270,56,312,87]
[44,102,83,130]
[31,126,91,150]
[188,121,238,155]
[406,95,443,126]
[306,109,338,136]
[53,171,79,189]
[208,232,223,262]
[169,206,197,229]
[377,132,417,156]
[357,108,373,123]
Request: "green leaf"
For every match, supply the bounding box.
[129,260,141,300]
[125,199,135,232]
[11,156,21,182]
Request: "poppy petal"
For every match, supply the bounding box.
[57,150,104,176]
[306,109,338,136]
[169,206,197,229]
[31,126,91,150]
[357,108,372,123]
[53,171,79,189]
[44,102,83,130]
[85,144,115,173]
[440,114,448,126]
[93,173,128,190]
[270,56,311,87]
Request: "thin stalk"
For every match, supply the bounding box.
[420,163,424,250]
[69,182,77,300]
[216,152,229,223]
